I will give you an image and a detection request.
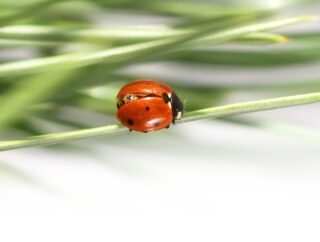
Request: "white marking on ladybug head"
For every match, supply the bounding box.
[175,111,182,120]
[122,94,138,104]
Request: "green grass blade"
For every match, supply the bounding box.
[0,25,183,44]
[97,0,259,19]
[182,92,320,122]
[191,15,316,46]
[234,32,289,44]
[0,125,127,152]
[0,0,65,25]
[0,92,320,152]
[0,38,59,47]
[0,69,73,130]
[0,15,314,78]
[170,45,320,67]
[0,27,287,46]
[0,8,268,45]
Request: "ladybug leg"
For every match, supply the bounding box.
[165,125,170,129]
[129,129,133,132]
[143,131,148,133]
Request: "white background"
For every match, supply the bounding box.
[1,1,320,242]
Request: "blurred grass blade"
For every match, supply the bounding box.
[235,32,289,44]
[0,26,287,46]
[289,32,320,42]
[0,92,320,151]
[170,44,320,67]
[0,12,273,45]
[0,38,59,47]
[0,25,183,44]
[146,1,254,18]
[99,0,258,19]
[0,0,65,25]
[0,15,315,78]
[0,69,73,130]
[192,15,316,46]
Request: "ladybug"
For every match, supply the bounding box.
[116,80,184,132]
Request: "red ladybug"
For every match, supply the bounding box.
[116,80,184,132]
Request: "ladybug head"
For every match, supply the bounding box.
[170,92,184,122]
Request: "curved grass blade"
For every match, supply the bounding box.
[0,92,319,152]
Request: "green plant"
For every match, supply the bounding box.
[0,0,319,152]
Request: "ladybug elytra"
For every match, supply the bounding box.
[116,80,184,132]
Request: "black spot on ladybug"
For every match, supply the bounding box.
[162,93,170,103]
[145,106,150,111]
[127,119,134,126]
